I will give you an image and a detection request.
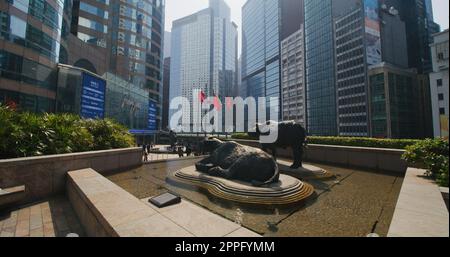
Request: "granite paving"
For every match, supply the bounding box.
[0,196,84,237]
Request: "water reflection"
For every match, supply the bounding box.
[106,157,403,236]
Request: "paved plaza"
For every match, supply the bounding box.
[0,196,84,237]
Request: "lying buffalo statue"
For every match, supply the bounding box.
[195,138,279,186]
[249,121,307,169]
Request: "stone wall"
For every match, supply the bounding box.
[0,148,142,206]
[232,139,408,173]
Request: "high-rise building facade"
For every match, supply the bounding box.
[429,30,449,138]
[280,27,306,126]
[162,57,170,130]
[169,0,237,130]
[72,0,165,129]
[381,0,439,138]
[368,63,420,139]
[241,0,303,126]
[305,0,424,137]
[304,0,337,136]
[71,0,109,49]
[383,0,438,74]
[333,1,429,138]
[1,0,165,132]
[335,7,368,137]
[0,0,65,113]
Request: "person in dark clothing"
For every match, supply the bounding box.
[177,146,184,158]
[185,144,192,156]
[169,130,177,148]
[143,144,149,162]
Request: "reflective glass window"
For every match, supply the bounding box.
[78,17,108,33]
[10,15,26,38]
[12,0,30,13]
[80,2,108,19]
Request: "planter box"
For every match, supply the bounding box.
[0,148,142,206]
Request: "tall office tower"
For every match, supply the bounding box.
[382,0,440,138]
[429,30,449,138]
[383,0,438,73]
[162,57,170,130]
[379,4,409,68]
[236,57,242,97]
[169,0,238,131]
[334,1,412,137]
[70,0,165,130]
[281,27,306,127]
[164,31,171,59]
[242,0,303,126]
[335,7,368,137]
[161,30,170,130]
[304,0,337,136]
[0,0,65,112]
[424,0,440,39]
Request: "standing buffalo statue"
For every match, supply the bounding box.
[249,121,307,169]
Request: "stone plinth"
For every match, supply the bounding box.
[167,166,314,205]
[277,160,335,180]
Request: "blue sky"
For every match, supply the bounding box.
[432,0,449,30]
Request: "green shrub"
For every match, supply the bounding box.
[0,104,21,158]
[402,138,449,187]
[82,119,134,150]
[231,133,421,149]
[0,104,134,159]
[307,136,421,149]
[41,113,94,154]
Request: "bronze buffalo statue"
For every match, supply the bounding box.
[249,121,307,169]
[195,138,279,186]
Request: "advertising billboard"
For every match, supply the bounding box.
[148,100,157,131]
[364,0,382,65]
[80,72,106,119]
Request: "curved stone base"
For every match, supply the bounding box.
[167,166,314,205]
[277,160,335,180]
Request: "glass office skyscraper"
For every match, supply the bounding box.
[1,0,165,131]
[0,0,64,113]
[242,0,303,126]
[169,0,237,130]
[304,0,337,136]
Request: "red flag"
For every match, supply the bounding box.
[198,91,206,103]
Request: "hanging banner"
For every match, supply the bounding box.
[364,0,382,65]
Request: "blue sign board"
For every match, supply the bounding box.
[148,101,157,131]
[80,72,106,119]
